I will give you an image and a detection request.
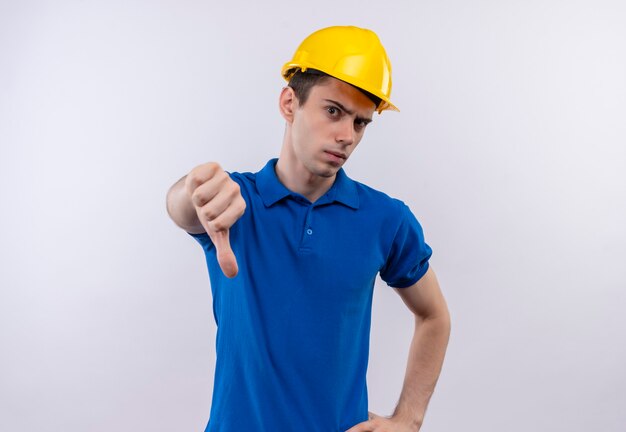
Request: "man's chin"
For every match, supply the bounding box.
[306,157,345,178]
[314,164,341,178]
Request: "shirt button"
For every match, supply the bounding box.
[306,228,313,235]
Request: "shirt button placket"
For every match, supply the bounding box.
[300,205,315,251]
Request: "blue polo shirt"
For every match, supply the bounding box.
[188,158,432,432]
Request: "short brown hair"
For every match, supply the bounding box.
[287,69,382,109]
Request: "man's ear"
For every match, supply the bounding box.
[279,86,297,123]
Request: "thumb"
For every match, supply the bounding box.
[209,229,238,278]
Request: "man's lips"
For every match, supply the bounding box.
[325,150,347,160]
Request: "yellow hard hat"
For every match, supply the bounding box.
[281,25,399,114]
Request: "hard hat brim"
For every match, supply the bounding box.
[282,63,400,114]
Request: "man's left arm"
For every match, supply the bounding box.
[346,266,451,432]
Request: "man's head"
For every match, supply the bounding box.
[277,25,397,184]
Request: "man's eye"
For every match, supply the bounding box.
[327,106,339,116]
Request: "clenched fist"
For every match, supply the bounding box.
[185,162,246,278]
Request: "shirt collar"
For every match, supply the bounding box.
[256,158,360,209]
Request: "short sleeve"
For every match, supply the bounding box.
[187,231,213,251]
[379,202,433,288]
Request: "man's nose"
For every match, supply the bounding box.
[335,119,354,145]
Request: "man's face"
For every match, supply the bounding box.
[289,77,376,179]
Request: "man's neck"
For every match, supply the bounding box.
[275,157,335,203]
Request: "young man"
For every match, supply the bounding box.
[166,26,451,432]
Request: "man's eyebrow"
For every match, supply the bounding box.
[323,99,373,123]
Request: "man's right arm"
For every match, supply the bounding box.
[165,162,246,277]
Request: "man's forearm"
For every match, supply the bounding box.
[392,314,451,430]
[166,175,202,231]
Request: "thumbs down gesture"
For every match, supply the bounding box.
[185,162,246,278]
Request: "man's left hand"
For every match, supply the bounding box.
[345,411,420,432]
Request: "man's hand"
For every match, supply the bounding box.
[185,162,246,278]
[345,411,420,432]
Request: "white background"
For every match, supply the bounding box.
[1,1,625,431]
